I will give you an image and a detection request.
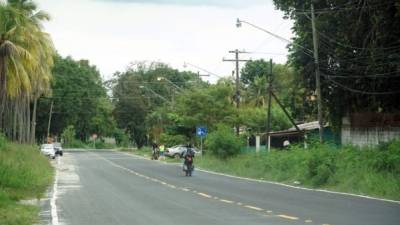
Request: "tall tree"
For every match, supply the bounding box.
[273,0,400,129]
[36,56,115,141]
[111,62,202,147]
[0,0,55,143]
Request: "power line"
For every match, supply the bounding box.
[293,1,395,15]
[320,70,400,78]
[326,76,400,95]
[318,32,400,51]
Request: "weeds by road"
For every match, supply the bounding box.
[0,134,53,225]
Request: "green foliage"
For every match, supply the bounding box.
[114,129,131,147]
[0,0,56,144]
[65,139,88,149]
[239,106,292,134]
[36,55,116,141]
[0,133,6,149]
[241,59,271,85]
[160,133,187,147]
[273,0,400,127]
[241,60,308,122]
[0,135,53,225]
[61,125,75,146]
[111,62,205,147]
[175,82,236,130]
[205,124,244,159]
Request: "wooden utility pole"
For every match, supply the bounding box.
[311,1,324,142]
[223,49,250,135]
[47,101,53,139]
[266,59,273,152]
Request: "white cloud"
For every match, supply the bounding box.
[37,0,293,83]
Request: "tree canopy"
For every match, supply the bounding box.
[273,0,400,128]
[0,0,55,143]
[36,55,115,141]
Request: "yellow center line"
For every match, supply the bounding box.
[197,192,212,198]
[277,214,299,220]
[95,153,319,225]
[220,199,234,204]
[244,205,264,211]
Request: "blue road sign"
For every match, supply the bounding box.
[196,126,207,137]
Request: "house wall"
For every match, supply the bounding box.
[341,116,400,146]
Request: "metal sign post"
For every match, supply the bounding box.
[196,126,207,157]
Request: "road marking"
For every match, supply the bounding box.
[244,205,264,211]
[116,150,400,204]
[219,199,234,204]
[167,184,177,189]
[305,219,313,223]
[277,214,299,220]
[195,168,400,205]
[198,192,212,198]
[93,152,323,225]
[322,224,331,225]
[51,162,59,225]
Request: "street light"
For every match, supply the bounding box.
[236,18,314,56]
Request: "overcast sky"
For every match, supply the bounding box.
[36,0,293,82]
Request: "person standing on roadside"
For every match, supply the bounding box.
[159,144,165,160]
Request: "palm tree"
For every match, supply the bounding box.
[0,0,55,143]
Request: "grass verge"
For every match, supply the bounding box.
[196,140,400,200]
[0,134,54,225]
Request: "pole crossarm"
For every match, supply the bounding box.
[183,62,222,78]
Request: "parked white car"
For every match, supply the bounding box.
[165,145,201,159]
[40,144,56,159]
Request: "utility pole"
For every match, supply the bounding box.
[266,59,273,152]
[47,101,53,139]
[223,49,250,135]
[311,1,324,143]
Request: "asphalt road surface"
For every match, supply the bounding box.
[49,150,400,225]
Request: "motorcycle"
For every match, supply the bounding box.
[183,153,194,176]
[151,147,159,160]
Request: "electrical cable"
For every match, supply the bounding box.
[325,75,400,95]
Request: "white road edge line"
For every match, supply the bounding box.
[116,150,400,204]
[51,158,60,225]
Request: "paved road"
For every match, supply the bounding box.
[50,150,400,225]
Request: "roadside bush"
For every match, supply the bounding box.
[160,133,187,147]
[114,129,130,147]
[61,125,76,146]
[305,148,337,186]
[65,139,88,148]
[0,132,6,149]
[205,124,244,159]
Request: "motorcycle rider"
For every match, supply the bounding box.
[151,142,159,160]
[182,144,195,176]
